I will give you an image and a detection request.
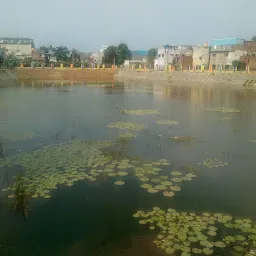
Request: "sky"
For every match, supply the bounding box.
[0,0,255,52]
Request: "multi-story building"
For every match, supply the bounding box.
[0,37,34,60]
[209,38,246,70]
[154,45,192,70]
[192,43,210,70]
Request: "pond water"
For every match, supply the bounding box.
[0,81,256,256]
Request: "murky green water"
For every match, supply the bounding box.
[0,82,256,256]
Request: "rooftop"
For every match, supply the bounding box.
[0,37,34,47]
[131,50,148,57]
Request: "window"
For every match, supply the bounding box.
[199,57,202,61]
[158,54,161,58]
[162,54,164,57]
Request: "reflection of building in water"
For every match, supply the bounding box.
[190,87,213,105]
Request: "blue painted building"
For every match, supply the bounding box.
[211,38,244,46]
[131,50,148,57]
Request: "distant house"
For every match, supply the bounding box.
[124,50,148,67]
[131,50,148,62]
[192,44,210,70]
[154,45,192,70]
[210,38,246,70]
[0,37,34,60]
[31,49,45,66]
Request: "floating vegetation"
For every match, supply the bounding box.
[199,157,228,168]
[0,140,116,199]
[121,109,159,116]
[119,132,136,139]
[169,136,196,143]
[204,107,241,113]
[163,191,175,197]
[114,181,125,186]
[107,122,146,131]
[134,207,256,255]
[135,161,197,198]
[156,120,179,125]
[1,132,34,142]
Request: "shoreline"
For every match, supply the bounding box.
[0,68,256,88]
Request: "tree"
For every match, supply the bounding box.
[102,45,118,65]
[5,54,19,68]
[251,36,256,41]
[39,46,50,64]
[102,43,132,65]
[0,55,4,67]
[53,46,69,62]
[148,48,157,65]
[232,60,246,70]
[116,43,132,65]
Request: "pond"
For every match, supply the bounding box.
[0,81,256,256]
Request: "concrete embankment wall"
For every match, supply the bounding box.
[116,70,256,87]
[17,68,115,82]
[0,69,17,81]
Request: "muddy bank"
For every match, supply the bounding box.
[116,70,256,87]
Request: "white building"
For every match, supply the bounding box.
[0,37,34,60]
[154,45,192,70]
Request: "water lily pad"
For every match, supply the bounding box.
[147,188,159,193]
[163,191,175,197]
[165,247,175,254]
[155,185,167,190]
[233,246,245,252]
[192,248,202,254]
[170,186,181,191]
[224,236,236,243]
[207,231,217,236]
[117,171,129,176]
[202,248,214,255]
[161,181,172,186]
[140,184,153,189]
[171,178,183,183]
[214,241,226,248]
[171,171,182,176]
[114,181,125,185]
[235,235,246,241]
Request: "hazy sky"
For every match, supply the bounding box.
[1,0,255,52]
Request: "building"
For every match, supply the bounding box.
[241,41,256,71]
[211,38,244,46]
[0,37,34,60]
[192,44,210,70]
[210,38,246,70]
[31,49,45,67]
[154,45,192,70]
[131,50,148,62]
